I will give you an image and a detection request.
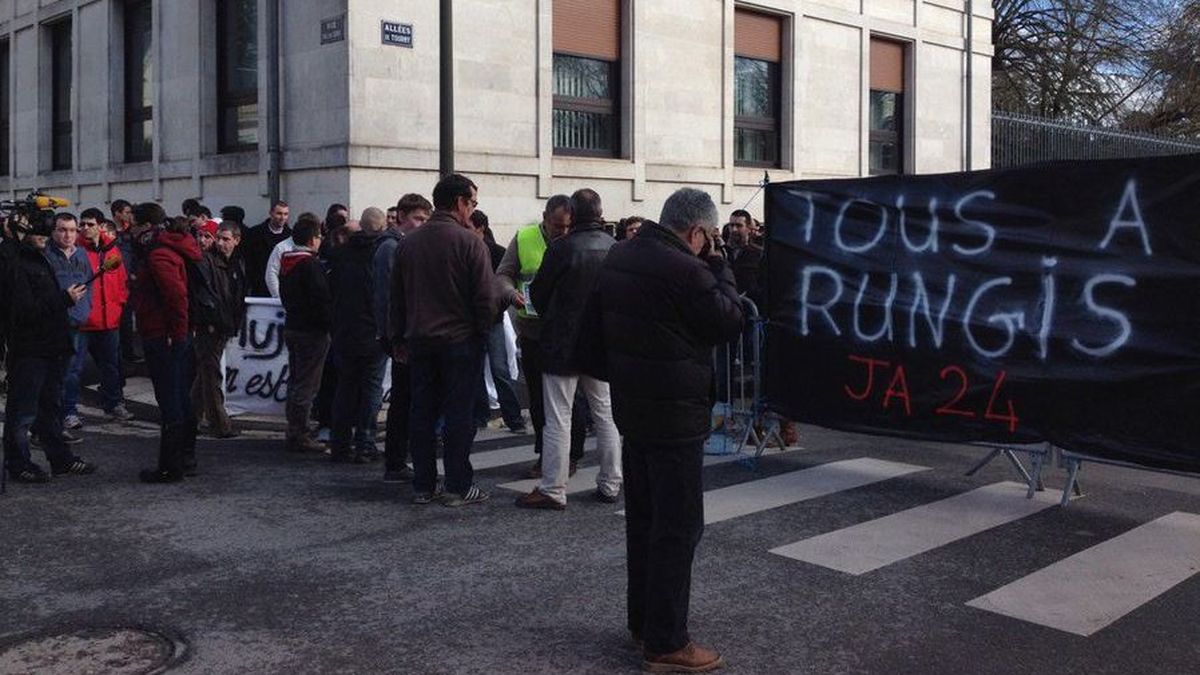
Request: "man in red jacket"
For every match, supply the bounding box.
[64,208,134,424]
[133,204,202,483]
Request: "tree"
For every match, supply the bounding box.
[992,0,1169,125]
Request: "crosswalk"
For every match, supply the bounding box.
[481,446,1198,640]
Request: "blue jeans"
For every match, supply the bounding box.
[409,338,484,495]
[143,337,195,426]
[331,348,388,452]
[64,329,124,415]
[3,354,74,471]
[475,321,524,429]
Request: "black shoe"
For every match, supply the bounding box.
[140,469,184,484]
[53,459,97,476]
[330,449,367,464]
[9,464,50,483]
[412,486,445,505]
[358,449,382,463]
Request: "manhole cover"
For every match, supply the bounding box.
[0,627,179,675]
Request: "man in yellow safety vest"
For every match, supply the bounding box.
[495,195,589,477]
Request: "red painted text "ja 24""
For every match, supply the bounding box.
[842,355,1020,432]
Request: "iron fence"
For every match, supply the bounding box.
[992,112,1200,169]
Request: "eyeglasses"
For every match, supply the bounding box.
[468,198,479,208]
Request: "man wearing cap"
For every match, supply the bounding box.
[2,213,94,483]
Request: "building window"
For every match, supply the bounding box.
[552,0,621,157]
[870,38,906,176]
[734,9,783,167]
[0,41,9,176]
[216,0,258,152]
[50,20,72,171]
[124,0,153,163]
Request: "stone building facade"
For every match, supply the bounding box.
[0,0,992,237]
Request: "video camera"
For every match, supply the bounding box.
[0,190,70,236]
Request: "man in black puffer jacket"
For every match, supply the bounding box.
[593,188,742,672]
[515,189,621,511]
[3,216,95,483]
[327,207,389,463]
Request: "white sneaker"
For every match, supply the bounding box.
[63,414,84,430]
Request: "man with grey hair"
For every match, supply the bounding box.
[326,206,390,463]
[590,187,743,672]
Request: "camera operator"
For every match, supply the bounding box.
[2,214,96,483]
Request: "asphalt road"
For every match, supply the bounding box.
[2,420,1199,674]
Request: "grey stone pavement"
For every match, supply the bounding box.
[2,382,1200,674]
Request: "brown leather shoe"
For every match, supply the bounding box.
[514,489,566,511]
[642,642,724,673]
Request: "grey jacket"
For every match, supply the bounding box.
[44,245,92,327]
[495,222,550,342]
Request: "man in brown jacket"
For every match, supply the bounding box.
[390,173,495,507]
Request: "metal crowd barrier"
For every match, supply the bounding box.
[711,296,785,460]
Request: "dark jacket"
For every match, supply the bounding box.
[731,243,764,305]
[593,223,744,444]
[530,222,615,375]
[194,249,247,337]
[390,212,495,346]
[372,229,404,343]
[7,242,77,357]
[329,231,383,355]
[241,219,291,297]
[279,248,332,333]
[135,230,202,342]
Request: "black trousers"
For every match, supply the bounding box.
[385,358,411,471]
[518,336,585,461]
[624,437,705,655]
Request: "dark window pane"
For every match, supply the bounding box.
[735,128,778,165]
[870,90,898,132]
[554,54,611,99]
[735,57,775,118]
[217,0,258,152]
[734,56,779,167]
[124,0,153,162]
[51,21,72,170]
[552,53,618,156]
[869,140,900,175]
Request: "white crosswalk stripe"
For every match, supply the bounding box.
[769,481,1060,575]
[700,457,928,525]
[461,444,537,471]
[966,511,1200,636]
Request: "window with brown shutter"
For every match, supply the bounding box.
[553,0,622,157]
[870,38,907,175]
[734,8,783,167]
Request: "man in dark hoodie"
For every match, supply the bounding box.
[279,215,332,454]
[327,207,389,463]
[3,214,94,483]
[134,205,203,484]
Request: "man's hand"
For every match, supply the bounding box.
[393,344,409,365]
[66,284,86,304]
[512,290,527,308]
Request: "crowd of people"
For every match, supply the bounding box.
[0,175,766,671]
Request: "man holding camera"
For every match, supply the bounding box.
[2,214,95,483]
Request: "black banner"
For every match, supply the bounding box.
[764,154,1200,473]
